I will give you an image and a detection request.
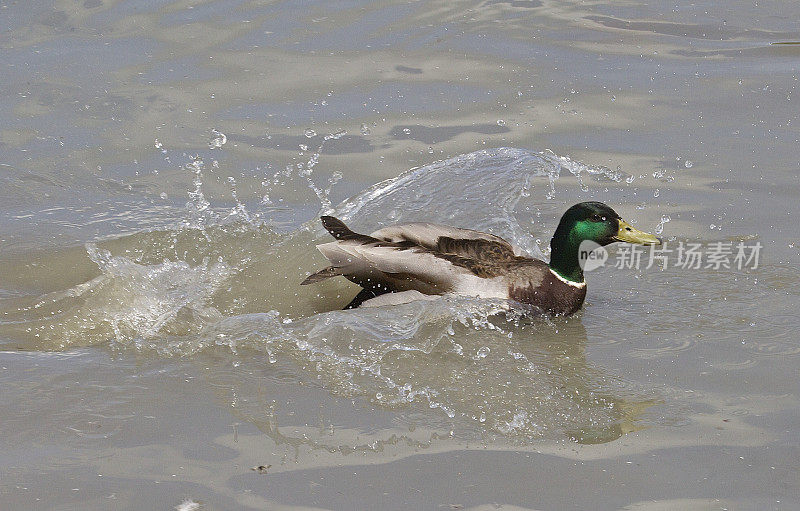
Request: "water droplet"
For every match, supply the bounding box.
[208,129,226,149]
[324,130,346,141]
[304,129,317,138]
[653,188,660,198]
[476,346,490,358]
[684,160,693,168]
[402,128,411,135]
[154,139,162,149]
[299,144,308,151]
[496,119,506,126]
[428,146,434,154]
[360,124,371,136]
[655,214,671,235]
[159,192,168,199]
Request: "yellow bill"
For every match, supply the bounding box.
[614,220,661,245]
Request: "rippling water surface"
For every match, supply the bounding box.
[1,1,799,510]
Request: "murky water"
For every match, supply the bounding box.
[2,1,799,510]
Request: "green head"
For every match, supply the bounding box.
[549,202,661,283]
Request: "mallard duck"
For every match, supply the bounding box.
[301,202,660,314]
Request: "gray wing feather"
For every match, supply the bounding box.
[369,223,529,258]
[316,240,474,294]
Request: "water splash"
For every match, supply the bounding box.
[182,156,217,231]
[550,150,627,194]
[226,176,252,223]
[4,146,665,442]
[253,129,348,216]
[14,244,234,352]
[333,147,625,257]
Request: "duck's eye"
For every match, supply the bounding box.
[590,214,606,222]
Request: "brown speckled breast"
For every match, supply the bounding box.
[508,271,587,316]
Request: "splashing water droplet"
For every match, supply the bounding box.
[496,119,506,126]
[323,130,346,141]
[684,160,693,168]
[208,129,226,149]
[653,189,660,198]
[360,124,371,136]
[304,129,317,138]
[402,128,411,135]
[299,144,308,151]
[154,139,162,149]
[655,214,671,235]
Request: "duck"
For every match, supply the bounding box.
[301,202,661,314]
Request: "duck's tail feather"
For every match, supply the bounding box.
[304,216,378,285]
[320,216,376,243]
[321,216,356,239]
[300,266,341,285]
